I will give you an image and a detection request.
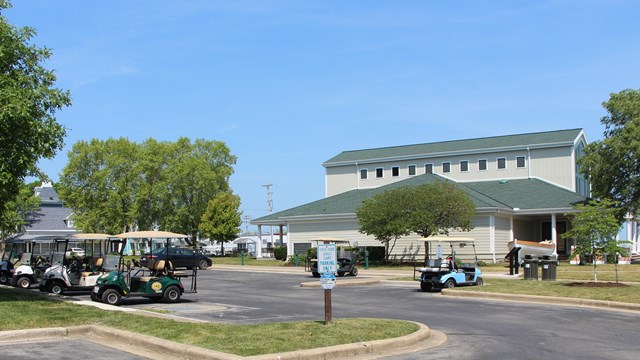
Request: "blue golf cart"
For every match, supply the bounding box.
[418,237,483,291]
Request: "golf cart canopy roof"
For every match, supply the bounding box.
[67,233,113,240]
[420,237,476,243]
[115,231,188,239]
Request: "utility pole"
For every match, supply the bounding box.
[242,215,252,234]
[262,184,274,247]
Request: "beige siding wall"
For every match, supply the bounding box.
[495,216,512,259]
[325,145,576,196]
[529,147,574,190]
[325,165,358,196]
[288,215,500,262]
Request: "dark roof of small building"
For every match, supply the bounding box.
[253,174,586,223]
[323,128,584,166]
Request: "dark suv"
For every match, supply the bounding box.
[140,247,212,270]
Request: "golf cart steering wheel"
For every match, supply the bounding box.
[131,259,141,268]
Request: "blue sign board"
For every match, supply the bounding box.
[320,272,336,290]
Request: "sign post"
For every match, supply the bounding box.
[318,244,337,325]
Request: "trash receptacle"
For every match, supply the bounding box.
[522,256,539,280]
[540,257,557,281]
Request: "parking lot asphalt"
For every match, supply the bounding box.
[3,265,640,359]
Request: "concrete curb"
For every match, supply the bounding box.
[442,289,640,312]
[300,279,381,288]
[0,321,437,360]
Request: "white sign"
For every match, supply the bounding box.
[317,244,337,274]
[320,272,336,290]
[436,244,442,259]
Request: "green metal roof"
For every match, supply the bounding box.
[323,128,583,166]
[252,174,586,224]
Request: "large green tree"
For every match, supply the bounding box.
[357,181,476,262]
[0,1,70,218]
[563,199,625,282]
[59,137,237,243]
[579,89,640,217]
[199,192,242,256]
[0,180,40,242]
[356,187,412,261]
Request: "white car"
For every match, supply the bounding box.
[65,248,85,258]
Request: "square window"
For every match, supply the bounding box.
[497,158,506,170]
[392,166,400,177]
[360,169,368,180]
[376,168,384,178]
[425,164,433,174]
[408,165,416,176]
[460,161,469,172]
[478,159,487,171]
[442,162,451,173]
[516,156,526,168]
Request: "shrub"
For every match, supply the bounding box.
[274,246,287,261]
[307,247,317,259]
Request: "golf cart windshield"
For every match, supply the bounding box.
[51,252,65,266]
[19,253,31,266]
[102,254,120,271]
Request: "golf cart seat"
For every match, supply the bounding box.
[137,259,166,282]
[166,261,188,278]
[81,257,104,277]
[420,259,443,273]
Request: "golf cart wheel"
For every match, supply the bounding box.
[102,289,122,306]
[337,272,345,277]
[49,281,65,295]
[420,282,432,292]
[443,279,456,289]
[350,268,358,277]
[17,276,31,289]
[312,272,320,278]
[163,285,181,303]
[0,273,9,284]
[198,259,209,270]
[476,277,484,286]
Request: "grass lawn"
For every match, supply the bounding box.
[455,278,640,304]
[0,289,417,356]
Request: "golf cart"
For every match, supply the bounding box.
[417,237,483,291]
[91,231,198,306]
[10,241,50,289]
[0,243,20,285]
[306,238,359,278]
[39,234,116,294]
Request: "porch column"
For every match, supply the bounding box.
[257,225,263,258]
[279,225,284,247]
[551,213,558,256]
[489,215,496,263]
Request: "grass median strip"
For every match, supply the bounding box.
[0,289,417,356]
[449,278,640,304]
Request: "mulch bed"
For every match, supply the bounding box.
[565,282,628,288]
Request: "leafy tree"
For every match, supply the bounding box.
[0,1,70,218]
[199,192,242,256]
[407,182,476,239]
[356,187,412,262]
[563,199,625,282]
[357,181,475,262]
[59,137,237,242]
[0,180,39,243]
[161,138,236,245]
[59,138,140,234]
[579,89,640,217]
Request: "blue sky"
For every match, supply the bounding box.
[6,1,640,231]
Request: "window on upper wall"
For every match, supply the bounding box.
[478,159,487,171]
[516,156,526,168]
[408,165,416,176]
[425,163,433,174]
[442,162,451,173]
[460,160,469,172]
[376,168,384,178]
[497,157,507,170]
[360,169,368,180]
[392,166,400,177]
